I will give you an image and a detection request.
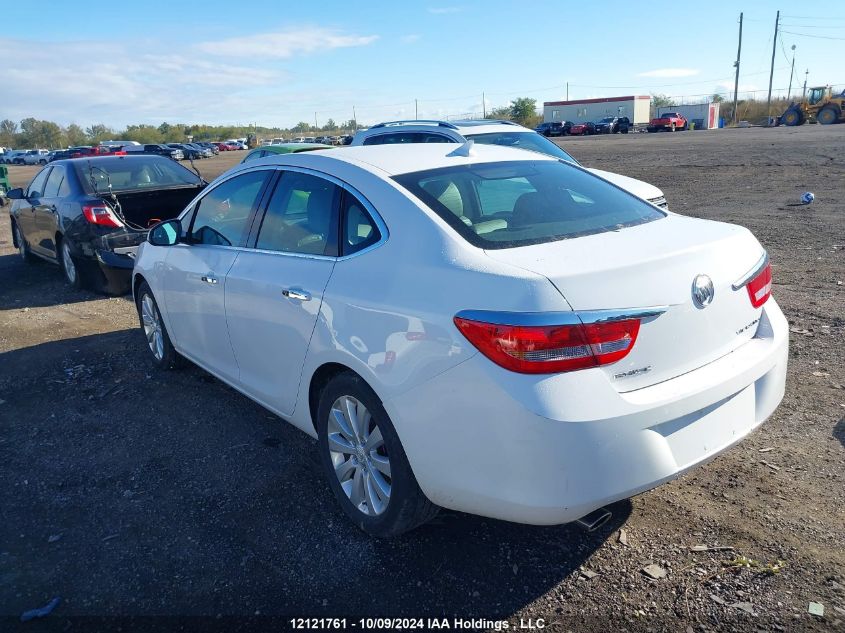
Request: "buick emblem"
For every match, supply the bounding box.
[691,274,715,309]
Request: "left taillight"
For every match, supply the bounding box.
[82,204,123,228]
[453,316,641,374]
[745,261,772,308]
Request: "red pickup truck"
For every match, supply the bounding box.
[647,112,688,132]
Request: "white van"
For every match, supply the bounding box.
[100,140,141,148]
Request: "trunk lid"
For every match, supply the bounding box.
[484,214,767,391]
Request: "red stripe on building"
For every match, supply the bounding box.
[544,95,651,106]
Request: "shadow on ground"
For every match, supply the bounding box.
[0,331,630,618]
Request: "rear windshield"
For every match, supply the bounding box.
[393,160,665,249]
[464,131,578,164]
[74,156,203,193]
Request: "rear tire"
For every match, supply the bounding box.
[135,281,184,370]
[817,106,839,125]
[317,372,438,537]
[59,238,92,290]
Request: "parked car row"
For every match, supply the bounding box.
[264,135,353,146]
[535,117,631,137]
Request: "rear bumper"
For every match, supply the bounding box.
[384,299,788,525]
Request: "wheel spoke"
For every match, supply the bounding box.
[342,397,362,441]
[369,468,391,504]
[349,467,365,508]
[334,456,356,481]
[370,453,391,478]
[327,432,355,455]
[363,471,380,514]
[364,425,383,451]
[329,408,355,443]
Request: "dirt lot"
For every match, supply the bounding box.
[1,127,843,631]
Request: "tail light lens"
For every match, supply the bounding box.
[453,316,641,374]
[745,261,772,308]
[82,204,123,228]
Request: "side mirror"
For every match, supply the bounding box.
[6,187,24,200]
[148,218,182,246]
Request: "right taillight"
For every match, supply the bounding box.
[745,261,772,308]
[82,204,123,228]
[453,316,641,374]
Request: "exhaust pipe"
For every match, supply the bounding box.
[574,507,612,532]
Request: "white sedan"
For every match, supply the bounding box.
[132,143,788,537]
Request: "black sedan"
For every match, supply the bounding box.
[594,116,631,134]
[8,155,205,294]
[166,143,205,160]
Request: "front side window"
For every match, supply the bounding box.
[243,150,265,162]
[465,131,578,164]
[189,170,269,246]
[26,168,51,198]
[394,160,665,249]
[255,172,340,255]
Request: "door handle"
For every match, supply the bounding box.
[201,275,218,284]
[282,288,311,301]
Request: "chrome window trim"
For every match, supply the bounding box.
[454,307,668,327]
[731,251,769,291]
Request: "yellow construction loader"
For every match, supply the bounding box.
[782,86,845,126]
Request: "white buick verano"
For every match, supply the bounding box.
[132,143,788,536]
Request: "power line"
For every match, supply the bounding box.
[781,29,845,40]
[781,14,845,20]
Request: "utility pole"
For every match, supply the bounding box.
[802,69,808,99]
[352,106,357,130]
[314,112,318,131]
[787,44,796,100]
[732,12,743,124]
[415,99,418,119]
[482,92,486,118]
[765,10,780,123]
[566,82,569,101]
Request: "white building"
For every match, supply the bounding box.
[543,96,652,125]
[656,102,721,130]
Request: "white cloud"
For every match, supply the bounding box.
[401,34,422,44]
[428,6,463,14]
[637,68,700,78]
[197,27,378,58]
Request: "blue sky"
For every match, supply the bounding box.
[3,0,843,129]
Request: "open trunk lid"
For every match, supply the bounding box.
[484,214,768,391]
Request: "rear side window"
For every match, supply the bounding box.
[393,160,665,249]
[341,192,381,256]
[189,170,269,246]
[255,172,340,256]
[43,167,67,197]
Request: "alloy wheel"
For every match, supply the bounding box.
[140,294,165,361]
[327,395,392,516]
[61,241,77,284]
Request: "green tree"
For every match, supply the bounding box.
[123,124,163,144]
[85,124,114,142]
[652,94,675,108]
[485,106,512,120]
[711,93,725,103]
[292,121,311,133]
[0,119,17,147]
[65,123,87,146]
[508,97,539,127]
[323,118,336,132]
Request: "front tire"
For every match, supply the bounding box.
[135,281,184,369]
[317,372,438,537]
[782,108,804,126]
[13,221,36,263]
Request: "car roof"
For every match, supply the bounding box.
[354,119,532,142]
[240,143,558,177]
[260,143,334,154]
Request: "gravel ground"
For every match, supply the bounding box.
[0,127,843,632]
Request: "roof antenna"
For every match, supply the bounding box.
[448,139,474,157]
